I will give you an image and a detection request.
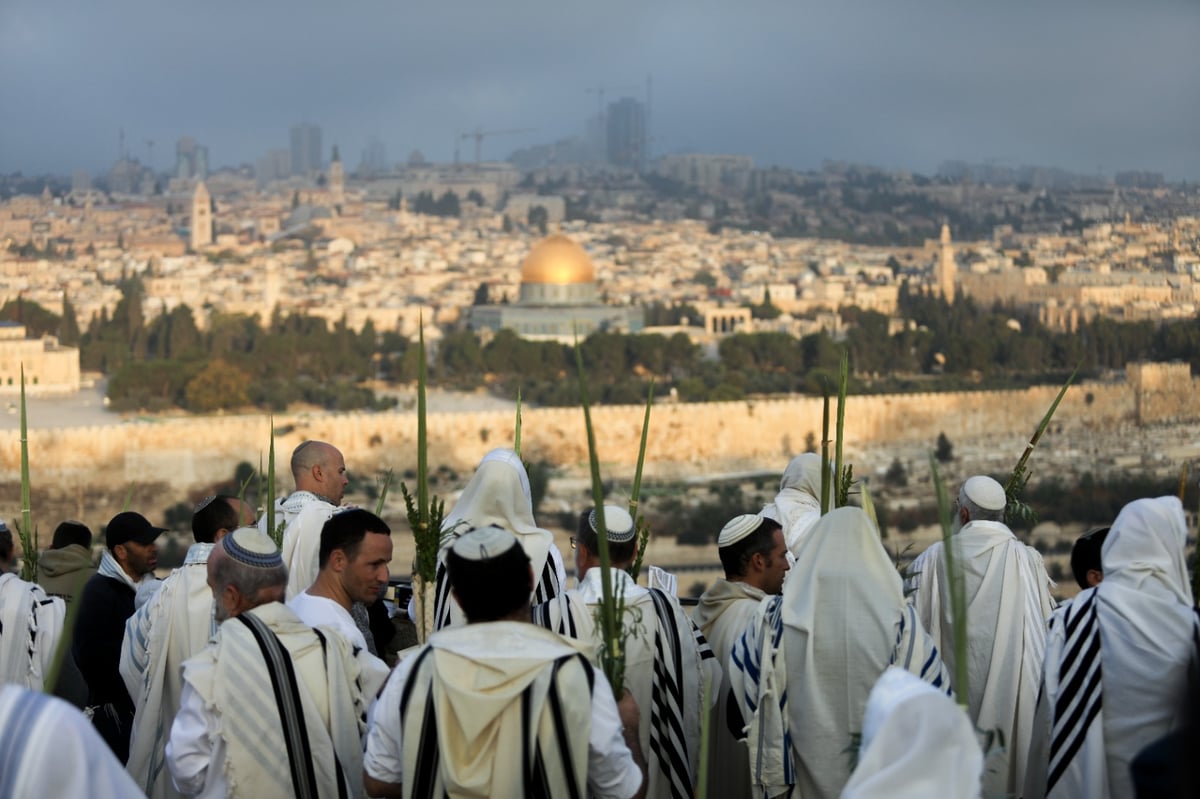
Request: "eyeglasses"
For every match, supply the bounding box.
[569,537,577,550]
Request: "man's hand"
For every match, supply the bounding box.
[616,688,640,733]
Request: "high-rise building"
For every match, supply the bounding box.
[359,137,387,176]
[255,149,292,186]
[175,137,209,180]
[290,123,323,177]
[606,97,646,171]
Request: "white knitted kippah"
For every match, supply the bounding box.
[221,526,282,569]
[451,525,520,562]
[961,475,1007,511]
[588,505,636,543]
[718,513,763,547]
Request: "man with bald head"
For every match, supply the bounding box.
[264,440,350,600]
[905,474,1056,798]
[122,494,255,799]
[167,528,365,798]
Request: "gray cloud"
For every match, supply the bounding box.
[2,0,1198,178]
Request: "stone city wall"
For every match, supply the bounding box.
[1,368,1187,492]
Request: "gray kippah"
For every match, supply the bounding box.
[221,527,283,569]
[588,505,637,543]
[451,525,520,561]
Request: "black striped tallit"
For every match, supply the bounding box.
[435,549,562,631]
[1046,590,1102,795]
[647,588,695,799]
[400,646,591,799]
[236,613,326,799]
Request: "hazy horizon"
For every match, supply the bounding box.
[3,0,1199,180]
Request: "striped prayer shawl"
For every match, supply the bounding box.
[533,582,713,799]
[1044,590,1103,795]
[729,599,951,798]
[434,548,562,631]
[398,641,594,799]
[0,573,64,691]
[184,602,363,799]
[237,613,341,799]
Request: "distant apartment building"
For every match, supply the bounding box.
[256,149,292,186]
[290,123,323,177]
[606,97,646,171]
[656,153,755,192]
[175,137,209,180]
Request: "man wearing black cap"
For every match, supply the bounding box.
[72,510,165,763]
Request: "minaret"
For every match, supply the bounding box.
[191,181,213,250]
[938,223,956,304]
[329,145,345,206]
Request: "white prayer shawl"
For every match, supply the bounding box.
[840,667,983,799]
[906,519,1055,796]
[398,622,596,799]
[122,543,216,799]
[264,490,339,600]
[434,448,566,630]
[762,453,825,557]
[0,683,145,798]
[0,573,66,691]
[691,579,767,799]
[182,601,364,799]
[1024,496,1198,799]
[533,567,719,799]
[729,508,952,799]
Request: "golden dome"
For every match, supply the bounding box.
[519,235,596,285]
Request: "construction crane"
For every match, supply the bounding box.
[460,127,533,164]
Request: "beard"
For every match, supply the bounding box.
[213,598,231,624]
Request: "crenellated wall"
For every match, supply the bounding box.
[1,366,1189,491]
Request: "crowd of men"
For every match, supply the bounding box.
[0,441,1196,798]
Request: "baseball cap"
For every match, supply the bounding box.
[105,511,167,549]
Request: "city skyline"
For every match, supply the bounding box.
[2,0,1199,179]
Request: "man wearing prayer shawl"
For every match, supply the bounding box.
[265,439,350,600]
[692,513,789,799]
[905,474,1056,797]
[0,522,68,691]
[73,510,166,763]
[840,667,983,799]
[121,495,255,799]
[365,525,647,799]
[533,505,721,799]
[0,683,146,798]
[728,507,952,799]
[761,453,827,557]
[167,527,365,799]
[433,448,567,630]
[1023,496,1199,799]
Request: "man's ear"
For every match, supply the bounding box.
[959,506,970,525]
[749,551,766,574]
[113,543,127,563]
[330,548,348,572]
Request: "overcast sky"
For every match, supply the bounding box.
[2,0,1198,179]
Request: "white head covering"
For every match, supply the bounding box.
[1102,495,1193,606]
[960,475,1007,512]
[763,454,828,553]
[718,514,763,548]
[440,448,553,574]
[841,667,983,799]
[450,525,520,562]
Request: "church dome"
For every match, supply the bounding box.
[519,235,596,285]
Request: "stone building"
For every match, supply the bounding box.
[0,322,80,395]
